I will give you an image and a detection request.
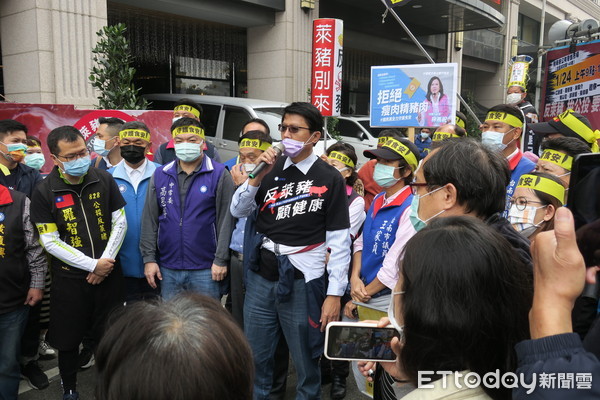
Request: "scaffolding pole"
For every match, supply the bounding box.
[381,0,482,126]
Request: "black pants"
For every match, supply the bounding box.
[20,302,42,362]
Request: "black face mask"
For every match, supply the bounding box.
[120,145,147,164]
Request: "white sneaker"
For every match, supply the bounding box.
[38,340,56,357]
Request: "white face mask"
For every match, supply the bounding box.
[481,128,515,153]
[506,93,523,104]
[508,204,546,237]
[172,116,182,125]
[243,163,255,173]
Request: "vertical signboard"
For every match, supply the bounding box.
[311,18,343,117]
[541,40,600,128]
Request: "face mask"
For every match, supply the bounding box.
[373,163,402,188]
[175,142,203,162]
[281,133,315,158]
[387,292,405,342]
[172,117,182,125]
[61,155,91,177]
[336,166,349,174]
[481,129,514,152]
[1,142,27,162]
[93,137,115,157]
[243,163,255,173]
[24,153,45,170]
[409,186,445,231]
[420,132,429,140]
[120,145,147,164]
[508,204,546,237]
[506,93,523,104]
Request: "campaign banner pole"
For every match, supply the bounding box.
[380,0,481,126]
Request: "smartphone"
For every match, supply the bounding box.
[568,153,600,268]
[324,322,398,362]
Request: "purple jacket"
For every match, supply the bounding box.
[154,159,226,270]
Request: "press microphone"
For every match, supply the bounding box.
[248,142,285,179]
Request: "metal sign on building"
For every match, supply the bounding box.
[541,40,600,128]
[311,18,343,117]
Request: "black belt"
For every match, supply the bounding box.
[258,247,304,282]
[231,250,243,261]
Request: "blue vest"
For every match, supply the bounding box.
[504,154,536,217]
[361,188,412,285]
[109,161,159,278]
[153,158,226,270]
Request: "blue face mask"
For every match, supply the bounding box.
[62,155,91,177]
[24,153,45,170]
[92,137,115,157]
[1,142,27,162]
[409,186,445,231]
[175,142,203,162]
[373,163,403,188]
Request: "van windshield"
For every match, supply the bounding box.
[255,108,286,141]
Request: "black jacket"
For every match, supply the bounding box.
[486,213,533,270]
[0,162,42,198]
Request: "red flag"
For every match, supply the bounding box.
[55,194,74,209]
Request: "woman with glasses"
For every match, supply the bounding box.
[507,172,565,239]
[361,216,532,399]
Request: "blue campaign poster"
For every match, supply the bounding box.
[370,63,458,128]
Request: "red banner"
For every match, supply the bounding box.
[311,18,343,117]
[541,40,600,128]
[0,103,172,173]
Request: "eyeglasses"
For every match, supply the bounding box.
[56,149,89,162]
[508,196,545,211]
[408,181,428,195]
[278,124,311,134]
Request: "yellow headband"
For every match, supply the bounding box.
[455,115,466,129]
[172,125,205,138]
[485,111,522,128]
[174,105,200,119]
[378,136,390,146]
[539,149,573,171]
[517,174,565,205]
[432,131,460,142]
[382,138,418,170]
[119,129,150,142]
[239,138,271,152]
[556,109,600,152]
[328,151,355,168]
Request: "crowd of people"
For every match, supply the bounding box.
[0,88,599,400]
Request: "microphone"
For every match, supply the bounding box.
[248,142,285,179]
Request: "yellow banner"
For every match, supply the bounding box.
[172,126,205,138]
[485,111,522,128]
[174,105,200,118]
[239,138,271,152]
[382,138,418,170]
[539,149,573,171]
[328,151,355,168]
[119,129,151,141]
[517,174,565,205]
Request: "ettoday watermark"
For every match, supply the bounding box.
[417,370,593,394]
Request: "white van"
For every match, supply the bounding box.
[144,94,289,161]
[334,115,387,168]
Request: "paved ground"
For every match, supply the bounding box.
[18,354,371,400]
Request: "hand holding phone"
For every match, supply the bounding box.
[324,322,397,362]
